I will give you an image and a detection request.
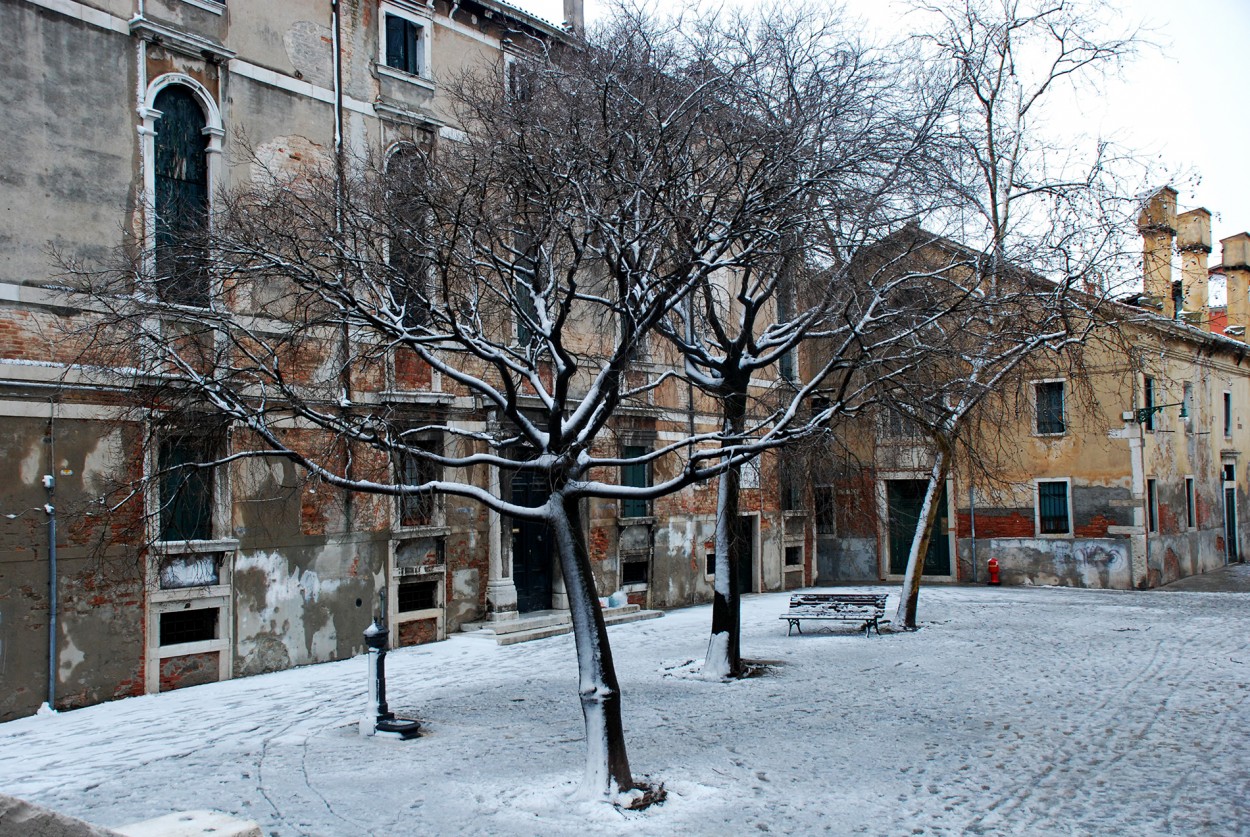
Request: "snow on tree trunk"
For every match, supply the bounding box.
[549,494,634,799]
[705,390,746,679]
[895,446,949,630]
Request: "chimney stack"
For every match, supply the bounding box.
[1138,188,1177,318]
[1223,233,1250,340]
[563,0,584,35]
[1177,208,1212,331]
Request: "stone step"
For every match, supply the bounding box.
[463,605,662,646]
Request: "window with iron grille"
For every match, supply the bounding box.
[158,433,216,542]
[1035,381,1065,434]
[398,439,441,527]
[159,607,218,646]
[620,445,651,518]
[1037,481,1070,534]
[398,577,439,613]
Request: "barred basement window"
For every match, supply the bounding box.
[159,607,218,646]
[397,578,438,613]
[621,557,648,585]
[785,546,803,567]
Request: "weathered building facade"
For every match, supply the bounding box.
[0,0,814,720]
[818,188,1250,590]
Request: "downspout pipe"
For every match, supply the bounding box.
[46,496,56,709]
[968,484,977,583]
[44,407,57,710]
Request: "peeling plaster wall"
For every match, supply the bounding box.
[649,514,717,608]
[0,2,135,288]
[0,417,143,721]
[968,537,1132,589]
[233,540,379,676]
[817,537,878,582]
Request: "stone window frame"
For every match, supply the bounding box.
[1034,477,1072,537]
[175,0,225,14]
[143,419,238,693]
[378,1,435,89]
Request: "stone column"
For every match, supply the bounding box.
[485,463,518,621]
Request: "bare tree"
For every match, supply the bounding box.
[67,5,944,804]
[885,0,1146,628]
[629,8,953,677]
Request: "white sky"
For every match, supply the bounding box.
[512,0,1250,262]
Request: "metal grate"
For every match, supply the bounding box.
[159,607,218,646]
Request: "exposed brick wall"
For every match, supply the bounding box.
[397,617,437,647]
[158,651,220,692]
[1074,514,1118,538]
[962,509,1035,538]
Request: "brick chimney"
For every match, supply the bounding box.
[1177,208,1212,330]
[1138,187,1177,318]
[1223,233,1250,340]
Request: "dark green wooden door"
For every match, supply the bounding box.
[510,470,552,613]
[887,480,950,576]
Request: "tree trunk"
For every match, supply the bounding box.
[895,445,950,630]
[550,493,634,798]
[705,389,746,679]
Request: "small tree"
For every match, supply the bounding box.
[628,8,953,677]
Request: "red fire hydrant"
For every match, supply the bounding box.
[987,557,1001,586]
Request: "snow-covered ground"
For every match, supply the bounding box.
[1,584,1247,836]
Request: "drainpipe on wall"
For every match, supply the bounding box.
[968,484,977,583]
[43,408,57,710]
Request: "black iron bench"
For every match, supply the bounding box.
[780,593,889,637]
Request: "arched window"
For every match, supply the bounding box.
[153,86,209,306]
